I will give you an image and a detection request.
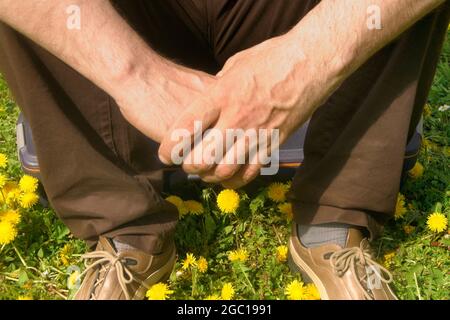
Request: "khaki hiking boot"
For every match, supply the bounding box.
[74,237,176,300]
[289,225,397,300]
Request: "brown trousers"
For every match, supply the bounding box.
[0,1,449,253]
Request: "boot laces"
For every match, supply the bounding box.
[329,239,393,300]
[79,250,146,300]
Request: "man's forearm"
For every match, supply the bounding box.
[286,0,446,97]
[0,0,165,97]
[0,0,216,143]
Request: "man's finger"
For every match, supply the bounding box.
[158,96,220,165]
[220,163,262,189]
[220,144,263,189]
[196,130,254,182]
[182,123,228,175]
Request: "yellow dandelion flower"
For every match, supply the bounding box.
[228,248,248,263]
[217,189,240,214]
[422,138,438,151]
[17,295,33,300]
[146,283,174,300]
[197,256,208,273]
[228,251,239,262]
[182,253,197,270]
[166,195,183,208]
[5,188,21,206]
[0,209,21,225]
[59,243,72,266]
[304,283,321,300]
[408,162,424,179]
[1,182,21,206]
[276,245,288,263]
[1,181,16,197]
[19,175,39,193]
[278,202,294,221]
[267,182,289,203]
[0,220,18,245]
[179,205,189,217]
[184,200,204,215]
[235,249,248,262]
[205,294,221,300]
[426,212,448,233]
[221,283,235,300]
[22,282,33,290]
[67,270,80,290]
[0,153,7,169]
[395,193,407,220]
[0,174,7,188]
[19,192,39,209]
[60,255,69,267]
[383,252,396,269]
[165,195,188,217]
[285,280,308,300]
[403,225,416,235]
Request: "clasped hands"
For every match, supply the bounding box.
[119,33,331,189]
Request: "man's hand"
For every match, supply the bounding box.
[159,34,325,188]
[115,61,215,143]
[159,0,445,188]
[0,0,215,143]
[196,36,330,188]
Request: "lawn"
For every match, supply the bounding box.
[0,30,449,300]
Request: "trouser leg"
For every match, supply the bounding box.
[209,0,450,237]
[0,0,217,253]
[289,4,450,237]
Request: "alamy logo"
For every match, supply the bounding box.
[367,5,382,30]
[170,121,280,175]
[66,265,81,290]
[366,265,383,290]
[66,5,81,30]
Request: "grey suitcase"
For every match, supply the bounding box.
[16,113,422,189]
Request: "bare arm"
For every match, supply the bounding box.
[0,0,157,95]
[0,0,214,142]
[287,0,447,100]
[159,0,446,187]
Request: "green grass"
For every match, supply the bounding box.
[0,30,449,300]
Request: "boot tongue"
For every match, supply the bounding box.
[112,239,137,253]
[110,239,140,267]
[345,228,364,248]
[97,237,118,254]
